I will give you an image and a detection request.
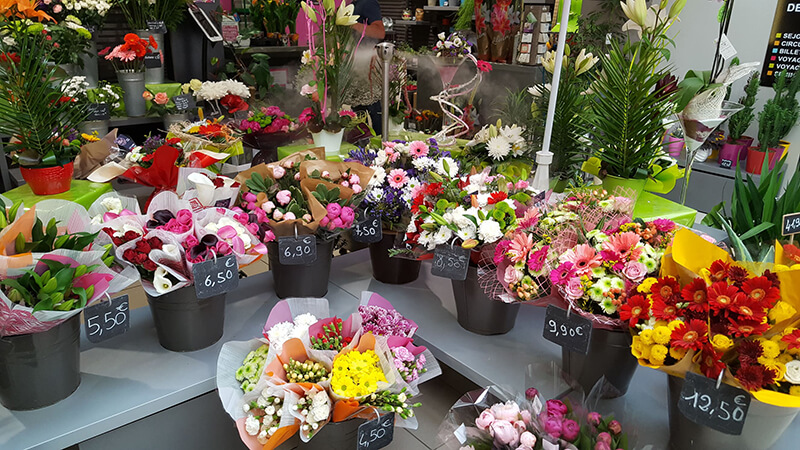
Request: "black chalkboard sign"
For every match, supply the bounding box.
[84,295,130,343]
[173,94,195,111]
[115,134,136,151]
[86,103,110,121]
[278,235,317,265]
[782,213,800,236]
[678,371,750,435]
[192,254,239,299]
[431,246,469,280]
[719,159,733,169]
[144,52,162,69]
[357,412,394,450]
[542,304,593,355]
[147,20,167,34]
[352,214,382,244]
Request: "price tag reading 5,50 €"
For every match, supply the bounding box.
[84,295,130,343]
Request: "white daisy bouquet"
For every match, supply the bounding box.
[346,138,453,232]
[461,120,534,181]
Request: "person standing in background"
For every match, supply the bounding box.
[349,0,385,135]
[351,0,385,41]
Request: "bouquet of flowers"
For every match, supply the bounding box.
[462,121,533,181]
[168,118,244,158]
[31,3,93,66]
[346,138,451,232]
[100,33,157,73]
[216,293,440,449]
[238,105,301,155]
[57,0,113,31]
[406,109,442,134]
[194,79,250,116]
[178,169,242,211]
[142,89,186,116]
[433,32,472,59]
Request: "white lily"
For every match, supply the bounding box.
[620,0,647,28]
[541,50,556,74]
[574,49,599,76]
[622,5,678,37]
[153,267,173,294]
[335,3,359,26]
[301,1,317,24]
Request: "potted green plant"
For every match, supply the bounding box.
[0,13,88,195]
[747,70,800,175]
[118,0,188,83]
[719,71,759,166]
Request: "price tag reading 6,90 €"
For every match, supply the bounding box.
[192,254,239,299]
[357,412,394,450]
[678,371,750,435]
[542,304,593,355]
[278,235,317,265]
[84,295,130,343]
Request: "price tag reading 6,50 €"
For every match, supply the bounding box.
[357,412,394,450]
[192,254,239,299]
[542,304,593,355]
[84,295,130,343]
[678,371,750,435]
[278,235,317,265]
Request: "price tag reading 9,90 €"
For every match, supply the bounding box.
[678,371,750,435]
[542,304,593,355]
[278,235,317,265]
[192,254,239,299]
[84,295,130,343]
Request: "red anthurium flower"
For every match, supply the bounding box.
[682,278,709,313]
[671,319,708,351]
[741,276,780,308]
[619,294,650,328]
[708,282,743,314]
[651,276,681,303]
[782,329,800,350]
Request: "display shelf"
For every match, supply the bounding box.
[394,20,430,26]
[108,116,163,127]
[423,5,460,12]
[239,46,308,55]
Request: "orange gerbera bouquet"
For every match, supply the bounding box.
[99,33,157,73]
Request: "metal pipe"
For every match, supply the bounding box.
[375,42,395,143]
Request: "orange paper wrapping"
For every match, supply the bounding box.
[0,206,36,269]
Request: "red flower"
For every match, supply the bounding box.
[134,240,152,254]
[727,265,749,286]
[142,259,157,272]
[0,53,20,64]
[707,282,743,314]
[476,60,493,72]
[782,329,800,350]
[411,194,426,214]
[681,278,709,313]
[651,298,679,321]
[671,319,708,350]
[424,182,443,197]
[220,94,249,113]
[166,137,181,145]
[148,237,164,250]
[727,316,769,338]
[487,192,508,205]
[732,295,766,322]
[709,260,730,283]
[122,248,138,264]
[142,153,155,163]
[735,364,777,391]
[699,343,726,379]
[763,270,781,288]
[785,243,800,263]
[738,339,763,366]
[651,276,681,303]
[148,34,158,50]
[98,46,111,57]
[742,276,780,308]
[619,294,650,327]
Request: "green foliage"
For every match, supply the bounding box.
[244,172,274,193]
[16,217,98,254]
[702,156,800,262]
[119,0,187,31]
[727,72,759,141]
[0,20,88,167]
[0,200,21,230]
[570,0,626,55]
[756,71,799,149]
[1,258,97,312]
[454,0,474,31]
[251,0,301,34]
[311,183,344,205]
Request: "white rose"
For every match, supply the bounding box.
[785,360,800,384]
[245,416,260,435]
[257,396,269,407]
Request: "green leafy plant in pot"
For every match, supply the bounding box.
[746,70,800,175]
[0,13,89,195]
[719,71,759,166]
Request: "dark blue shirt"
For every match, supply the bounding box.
[352,0,382,25]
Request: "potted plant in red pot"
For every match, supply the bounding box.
[0,11,88,195]
[747,70,800,175]
[719,71,759,167]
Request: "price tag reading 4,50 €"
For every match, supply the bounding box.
[357,412,394,450]
[782,212,800,236]
[542,304,593,355]
[431,246,469,280]
[351,215,382,244]
[278,235,317,265]
[192,254,239,299]
[678,371,750,435]
[84,295,130,343]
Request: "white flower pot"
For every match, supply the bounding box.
[311,129,345,158]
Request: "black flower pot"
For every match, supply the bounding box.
[0,314,81,410]
[267,238,334,299]
[369,232,421,284]
[451,266,520,335]
[561,328,638,398]
[146,287,226,352]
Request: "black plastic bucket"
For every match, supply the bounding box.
[267,238,333,299]
[296,417,365,449]
[369,232,421,285]
[452,266,520,335]
[0,314,81,410]
[562,328,638,398]
[146,287,226,352]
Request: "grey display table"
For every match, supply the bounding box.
[1,248,797,449]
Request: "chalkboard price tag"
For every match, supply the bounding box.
[192,254,239,299]
[719,159,733,169]
[173,94,195,111]
[115,134,136,151]
[542,304,593,355]
[86,103,110,121]
[431,245,469,280]
[278,235,317,265]
[144,52,162,69]
[84,295,130,343]
[678,371,750,435]
[352,214,382,244]
[782,213,800,236]
[357,412,394,450]
[147,20,167,34]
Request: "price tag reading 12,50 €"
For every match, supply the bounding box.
[278,235,317,265]
[678,371,750,435]
[431,246,470,280]
[542,304,593,355]
[84,295,130,343]
[357,412,394,450]
[351,214,382,244]
[192,254,239,299]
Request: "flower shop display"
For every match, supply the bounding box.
[625,228,800,448]
[217,293,440,449]
[238,105,301,164]
[347,138,451,284]
[193,79,251,117]
[55,0,114,87]
[438,386,629,450]
[747,70,799,175]
[62,77,123,137]
[142,89,192,129]
[118,0,186,83]
[719,71,759,166]
[235,149,373,298]
[297,0,365,156]
[250,0,300,44]
[0,7,89,195]
[462,121,534,181]
[99,33,158,117]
